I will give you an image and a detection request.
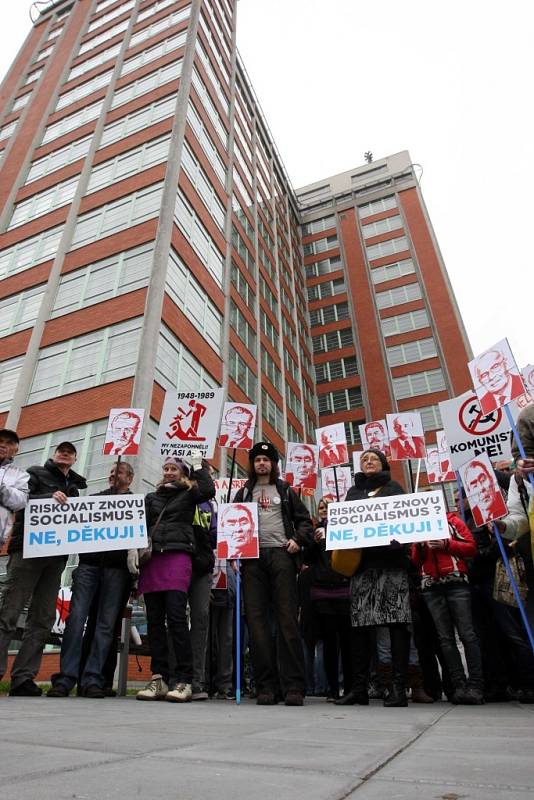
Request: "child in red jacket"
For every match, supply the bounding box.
[411,512,484,704]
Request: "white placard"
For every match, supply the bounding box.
[316,423,349,468]
[352,450,364,474]
[358,419,391,458]
[218,402,256,449]
[24,495,147,558]
[217,502,259,559]
[424,446,455,483]
[285,442,319,493]
[321,466,352,502]
[103,408,145,456]
[326,490,449,550]
[459,452,508,526]
[438,390,514,470]
[386,412,426,460]
[468,338,525,415]
[213,478,248,505]
[156,389,224,459]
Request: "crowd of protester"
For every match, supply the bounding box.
[0,404,533,706]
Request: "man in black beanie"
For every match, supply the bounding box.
[233,442,313,706]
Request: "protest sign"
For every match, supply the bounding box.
[219,402,256,449]
[424,447,455,483]
[521,365,534,398]
[352,449,364,474]
[156,389,224,459]
[52,586,72,635]
[285,442,318,494]
[23,495,147,558]
[326,490,449,551]
[103,408,144,456]
[217,502,259,559]
[358,419,391,458]
[459,452,508,527]
[316,423,349,468]
[213,478,247,505]
[439,390,514,469]
[468,338,525,415]
[386,412,426,460]
[321,466,351,502]
[212,557,227,590]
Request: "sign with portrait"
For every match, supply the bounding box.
[468,338,525,415]
[217,502,259,559]
[156,389,224,459]
[386,412,426,460]
[218,402,257,449]
[103,408,145,456]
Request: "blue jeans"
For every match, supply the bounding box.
[54,563,129,690]
[423,581,483,690]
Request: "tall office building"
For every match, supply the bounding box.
[298,153,472,483]
[0,1,472,498]
[0,0,315,492]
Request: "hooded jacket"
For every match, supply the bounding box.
[9,458,87,554]
[411,512,477,587]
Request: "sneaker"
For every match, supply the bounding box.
[136,674,168,701]
[9,679,42,697]
[284,691,304,707]
[166,683,192,703]
[81,684,106,699]
[216,688,235,700]
[47,684,70,697]
[191,689,209,701]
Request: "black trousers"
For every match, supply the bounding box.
[313,605,352,695]
[351,623,410,693]
[242,548,305,696]
[144,590,192,684]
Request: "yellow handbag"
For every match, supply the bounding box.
[330,486,382,578]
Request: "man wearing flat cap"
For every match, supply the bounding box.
[0,441,86,697]
[233,442,313,706]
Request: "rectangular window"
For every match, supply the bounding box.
[71,182,163,250]
[302,214,336,236]
[122,30,187,77]
[129,5,191,50]
[315,356,358,383]
[79,19,129,56]
[318,387,362,414]
[285,383,302,418]
[27,318,142,405]
[0,120,17,143]
[312,328,354,354]
[366,236,409,261]
[8,176,79,230]
[0,285,45,339]
[101,93,176,149]
[231,225,255,277]
[55,69,113,112]
[381,308,430,337]
[362,214,403,239]
[358,195,397,219]
[262,388,284,436]
[68,42,122,82]
[174,190,224,285]
[259,275,278,315]
[195,39,229,115]
[111,60,182,109]
[199,8,231,82]
[309,301,349,327]
[305,255,343,279]
[261,348,281,391]
[392,368,447,400]
[12,93,32,112]
[166,249,222,352]
[386,337,438,367]
[281,314,297,352]
[24,68,43,86]
[303,234,338,257]
[260,310,279,350]
[0,356,24,412]
[0,225,64,280]
[155,323,219,392]
[52,242,153,318]
[404,404,442,432]
[187,101,227,186]
[87,1,135,33]
[41,99,104,145]
[230,301,256,351]
[36,44,54,61]
[370,258,415,284]
[231,261,255,309]
[26,136,92,183]
[180,142,226,229]
[307,277,346,302]
[191,67,228,146]
[375,282,422,310]
[345,420,362,446]
[137,0,176,23]
[87,134,170,194]
[229,345,257,399]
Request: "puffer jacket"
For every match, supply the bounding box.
[0,459,29,544]
[10,458,87,553]
[145,467,215,555]
[411,512,477,587]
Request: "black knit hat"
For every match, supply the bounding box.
[361,448,390,471]
[248,442,280,464]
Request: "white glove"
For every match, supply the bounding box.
[189,453,203,472]
[127,549,139,576]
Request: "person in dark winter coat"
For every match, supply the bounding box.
[336,449,411,708]
[233,442,314,706]
[0,442,87,696]
[130,455,214,703]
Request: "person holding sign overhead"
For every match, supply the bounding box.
[336,449,411,708]
[130,455,214,703]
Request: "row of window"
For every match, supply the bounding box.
[305,255,343,279]
[318,387,362,415]
[375,282,422,310]
[309,301,349,328]
[111,58,182,110]
[122,28,187,77]
[180,141,226,230]
[392,368,446,400]
[386,337,438,368]
[26,135,92,184]
[262,388,284,437]
[8,175,78,230]
[87,134,170,195]
[56,69,113,112]
[301,214,336,237]
[174,189,224,285]
[303,234,338,257]
[87,0,135,34]
[358,195,397,219]
[313,328,353,354]
[366,235,409,261]
[307,277,345,302]
[315,356,358,384]
[68,42,121,82]
[370,257,415,285]
[230,301,256,351]
[0,225,64,280]
[228,345,257,399]
[381,308,429,337]
[362,214,402,239]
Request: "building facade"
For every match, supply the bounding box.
[0,1,471,499]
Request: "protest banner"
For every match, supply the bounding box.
[459,452,508,527]
[358,419,391,458]
[213,477,247,505]
[386,412,426,460]
[424,447,455,483]
[316,423,349,468]
[321,466,351,502]
[285,442,318,494]
[156,389,224,459]
[468,338,525,415]
[217,502,259,559]
[439,390,514,469]
[218,402,256,449]
[103,408,145,456]
[326,490,449,551]
[23,495,147,558]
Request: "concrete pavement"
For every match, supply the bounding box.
[0,697,533,799]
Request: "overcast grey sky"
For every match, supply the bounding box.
[1,1,532,368]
